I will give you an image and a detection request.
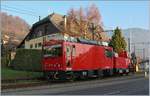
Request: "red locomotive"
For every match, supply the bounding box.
[42,38,131,80]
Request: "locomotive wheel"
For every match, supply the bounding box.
[54,72,60,80]
[45,74,54,81]
[43,72,52,81]
[66,74,75,81]
[66,72,75,80]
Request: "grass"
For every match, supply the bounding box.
[1,68,43,80]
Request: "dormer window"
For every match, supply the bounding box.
[38,30,42,37]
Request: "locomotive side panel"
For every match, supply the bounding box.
[64,42,113,71]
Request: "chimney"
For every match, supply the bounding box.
[64,15,67,31]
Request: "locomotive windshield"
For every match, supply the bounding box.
[44,44,62,57]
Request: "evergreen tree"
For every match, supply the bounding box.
[109,27,127,53]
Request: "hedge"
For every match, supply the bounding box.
[11,49,43,72]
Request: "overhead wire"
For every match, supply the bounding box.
[2,4,40,16]
[1,5,40,18]
[2,8,38,18]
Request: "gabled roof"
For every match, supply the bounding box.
[32,13,65,31]
[32,16,49,27]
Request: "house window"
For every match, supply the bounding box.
[32,33,36,39]
[36,29,42,37]
[30,44,33,48]
[38,42,42,47]
[35,43,37,48]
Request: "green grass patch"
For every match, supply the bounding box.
[1,68,43,80]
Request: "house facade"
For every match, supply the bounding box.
[18,13,110,49]
[18,13,65,49]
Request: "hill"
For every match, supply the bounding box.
[122,28,150,58]
[122,28,150,43]
[1,12,30,46]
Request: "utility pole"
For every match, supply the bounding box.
[128,38,130,53]
[129,30,132,57]
[133,43,135,53]
[39,16,41,21]
[143,48,145,60]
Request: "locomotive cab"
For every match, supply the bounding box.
[42,40,75,80]
[43,44,63,71]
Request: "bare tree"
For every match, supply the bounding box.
[66,4,104,41]
[66,8,78,36]
[87,4,102,25]
[76,7,88,38]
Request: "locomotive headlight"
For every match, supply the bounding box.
[126,69,129,72]
[66,67,72,71]
[119,70,123,73]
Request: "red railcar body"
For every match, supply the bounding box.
[118,50,128,58]
[114,51,130,73]
[114,57,130,69]
[42,40,130,80]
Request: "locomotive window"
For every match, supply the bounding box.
[66,46,71,56]
[105,49,113,58]
[44,45,62,57]
[72,45,76,56]
[66,45,75,56]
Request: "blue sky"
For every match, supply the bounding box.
[1,1,150,30]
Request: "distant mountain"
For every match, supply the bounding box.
[105,27,149,58]
[122,28,150,43]
[122,28,150,58]
[1,12,30,46]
